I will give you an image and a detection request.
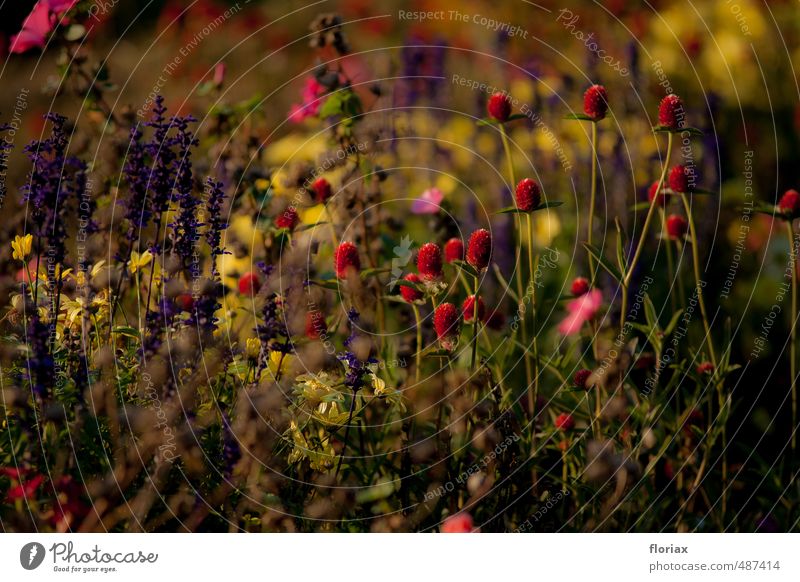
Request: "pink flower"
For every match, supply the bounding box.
[10,2,53,54]
[558,289,602,335]
[441,512,478,533]
[288,77,327,123]
[411,187,444,214]
[48,0,79,16]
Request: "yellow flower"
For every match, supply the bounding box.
[268,350,293,377]
[245,337,261,360]
[129,250,153,274]
[11,234,32,262]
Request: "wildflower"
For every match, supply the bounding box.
[334,241,361,279]
[275,207,300,231]
[648,181,668,207]
[312,177,333,203]
[555,412,575,431]
[668,164,695,194]
[570,277,590,296]
[462,295,486,322]
[487,92,512,122]
[238,271,261,295]
[244,337,261,361]
[306,310,326,339]
[411,187,444,214]
[289,76,327,123]
[696,361,715,375]
[1,467,45,502]
[558,288,602,335]
[583,84,609,120]
[777,189,800,217]
[666,215,688,240]
[221,413,240,478]
[434,302,460,350]
[9,2,54,54]
[658,94,684,130]
[573,369,592,389]
[442,512,478,533]
[515,178,541,212]
[399,273,424,303]
[444,237,464,263]
[213,62,226,88]
[176,293,194,312]
[417,243,443,280]
[128,250,153,274]
[11,234,32,262]
[204,178,229,277]
[466,229,492,271]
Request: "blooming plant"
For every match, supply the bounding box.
[0,0,798,536]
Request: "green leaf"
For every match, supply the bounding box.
[311,279,340,291]
[450,259,479,279]
[564,113,595,121]
[614,217,628,273]
[664,310,684,337]
[582,242,622,283]
[506,113,529,122]
[295,221,329,232]
[112,326,140,339]
[630,201,652,212]
[361,267,391,280]
[318,93,343,118]
[492,264,519,303]
[496,201,563,215]
[392,279,422,291]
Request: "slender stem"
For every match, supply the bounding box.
[787,220,798,453]
[661,209,678,313]
[335,388,359,478]
[500,124,533,391]
[622,133,674,330]
[526,214,540,418]
[679,192,717,367]
[470,276,479,372]
[412,304,423,385]
[588,121,598,282]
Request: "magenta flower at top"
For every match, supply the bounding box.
[558,289,602,335]
[9,0,78,54]
[288,76,327,123]
[411,187,444,214]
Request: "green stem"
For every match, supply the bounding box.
[500,123,533,391]
[787,220,798,454]
[588,121,598,283]
[679,192,717,368]
[661,209,678,313]
[412,303,423,385]
[526,214,540,419]
[470,276,479,372]
[623,132,674,331]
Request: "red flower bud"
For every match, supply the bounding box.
[334,241,361,279]
[444,237,464,263]
[573,368,592,389]
[400,273,424,303]
[312,177,333,203]
[583,84,609,121]
[696,361,714,375]
[275,207,300,230]
[466,229,492,270]
[658,94,684,130]
[668,164,696,194]
[648,181,667,207]
[306,310,326,339]
[176,293,195,312]
[555,412,575,431]
[570,277,590,296]
[434,302,460,349]
[417,243,443,280]
[238,272,261,295]
[441,512,477,533]
[515,178,541,212]
[666,214,688,240]
[778,189,800,216]
[487,92,512,122]
[462,295,486,322]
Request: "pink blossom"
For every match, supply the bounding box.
[558,288,603,335]
[441,512,478,533]
[411,187,444,214]
[288,77,326,123]
[9,2,53,54]
[47,0,79,16]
